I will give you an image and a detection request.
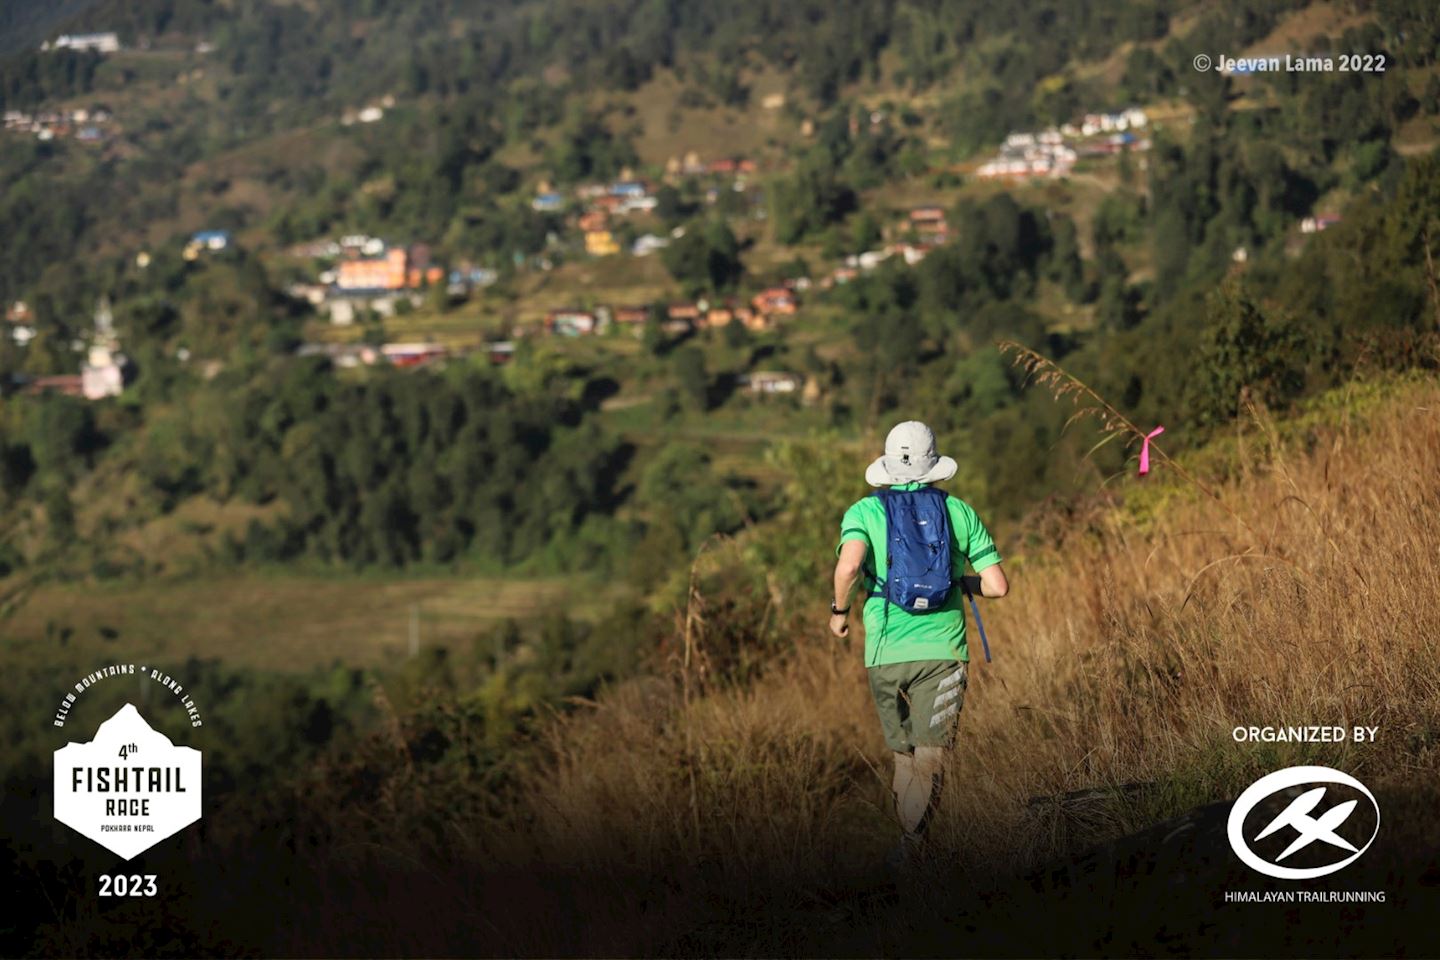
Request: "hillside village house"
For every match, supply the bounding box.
[22,375,85,397]
[287,282,328,306]
[847,249,891,271]
[751,287,798,316]
[745,371,804,395]
[335,246,444,292]
[1078,108,1148,136]
[340,234,386,256]
[318,242,441,324]
[337,249,408,291]
[631,233,669,256]
[546,309,598,336]
[381,343,446,368]
[619,194,657,214]
[612,306,650,326]
[1301,215,1342,234]
[82,344,127,399]
[577,205,613,254]
[909,206,948,236]
[298,342,380,368]
[699,304,767,332]
[609,181,648,199]
[184,230,232,260]
[893,241,934,266]
[701,307,735,329]
[584,229,620,256]
[44,33,120,53]
[6,300,33,336]
[447,265,498,296]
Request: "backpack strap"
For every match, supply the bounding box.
[865,489,888,597]
[960,578,994,663]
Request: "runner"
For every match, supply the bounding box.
[829,420,1009,866]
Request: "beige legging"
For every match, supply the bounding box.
[892,746,947,836]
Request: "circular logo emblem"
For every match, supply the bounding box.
[1227,765,1379,880]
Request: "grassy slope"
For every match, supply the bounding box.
[267,371,1440,954]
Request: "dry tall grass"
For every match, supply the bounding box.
[450,374,1440,952]
[256,374,1440,957]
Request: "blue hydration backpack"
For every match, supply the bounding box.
[874,487,953,613]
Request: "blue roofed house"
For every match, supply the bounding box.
[191,230,231,250]
[609,181,648,198]
[184,230,232,260]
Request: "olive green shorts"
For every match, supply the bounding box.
[867,659,969,753]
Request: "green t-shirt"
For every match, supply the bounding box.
[837,483,1002,667]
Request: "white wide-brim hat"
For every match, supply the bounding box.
[865,420,958,487]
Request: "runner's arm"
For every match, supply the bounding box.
[961,564,1009,599]
[833,539,868,609]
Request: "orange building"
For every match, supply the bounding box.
[738,306,768,331]
[578,210,609,233]
[752,287,798,316]
[337,249,408,291]
[406,265,445,287]
[703,307,733,328]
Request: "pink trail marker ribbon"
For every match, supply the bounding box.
[1138,425,1165,476]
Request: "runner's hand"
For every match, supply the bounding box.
[829,613,849,639]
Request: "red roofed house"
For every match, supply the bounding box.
[382,342,447,368]
[910,206,948,236]
[23,375,85,397]
[752,287,798,316]
[613,306,649,325]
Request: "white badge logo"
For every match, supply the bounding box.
[1227,765,1379,879]
[54,703,202,860]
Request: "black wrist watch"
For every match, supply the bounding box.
[830,600,851,615]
